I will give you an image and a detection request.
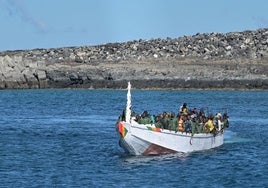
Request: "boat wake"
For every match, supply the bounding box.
[224,130,253,143]
[120,152,190,165]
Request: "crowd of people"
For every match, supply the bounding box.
[119,103,229,135]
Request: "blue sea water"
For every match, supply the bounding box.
[0,89,267,187]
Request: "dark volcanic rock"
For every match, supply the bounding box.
[0,28,267,89]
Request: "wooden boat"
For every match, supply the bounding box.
[115,82,228,156]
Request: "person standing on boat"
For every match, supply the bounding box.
[191,115,199,134]
[177,114,184,132]
[192,107,199,116]
[205,115,215,133]
[214,113,223,131]
[118,110,126,122]
[197,115,205,133]
[180,103,188,115]
[199,108,206,118]
[222,113,229,128]
[184,115,192,133]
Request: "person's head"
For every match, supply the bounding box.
[208,115,213,120]
[144,111,148,116]
[216,113,222,119]
[223,113,229,119]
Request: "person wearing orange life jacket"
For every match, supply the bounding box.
[177,114,184,132]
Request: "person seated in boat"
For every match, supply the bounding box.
[224,113,230,128]
[142,110,149,117]
[204,115,215,133]
[154,115,164,128]
[135,114,141,123]
[161,112,169,129]
[150,114,156,124]
[139,111,151,124]
[179,103,189,115]
[168,112,178,131]
[131,110,138,118]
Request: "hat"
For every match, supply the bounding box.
[216,113,222,118]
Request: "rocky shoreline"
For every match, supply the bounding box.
[0,28,267,89]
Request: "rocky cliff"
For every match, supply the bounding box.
[0,28,267,89]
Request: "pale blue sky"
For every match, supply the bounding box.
[0,0,267,51]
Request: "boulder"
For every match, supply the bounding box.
[0,28,267,89]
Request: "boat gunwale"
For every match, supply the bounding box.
[122,121,223,139]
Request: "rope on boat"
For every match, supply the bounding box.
[190,135,193,145]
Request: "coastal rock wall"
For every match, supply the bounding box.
[0,28,267,89]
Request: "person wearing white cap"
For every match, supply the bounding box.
[215,113,223,131]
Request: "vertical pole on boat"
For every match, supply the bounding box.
[125,82,132,123]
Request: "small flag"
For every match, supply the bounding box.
[146,126,161,132]
[118,122,128,138]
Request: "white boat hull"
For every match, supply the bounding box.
[117,121,224,155]
[116,82,226,156]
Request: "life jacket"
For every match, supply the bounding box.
[182,107,188,114]
[178,117,184,131]
[206,119,214,132]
